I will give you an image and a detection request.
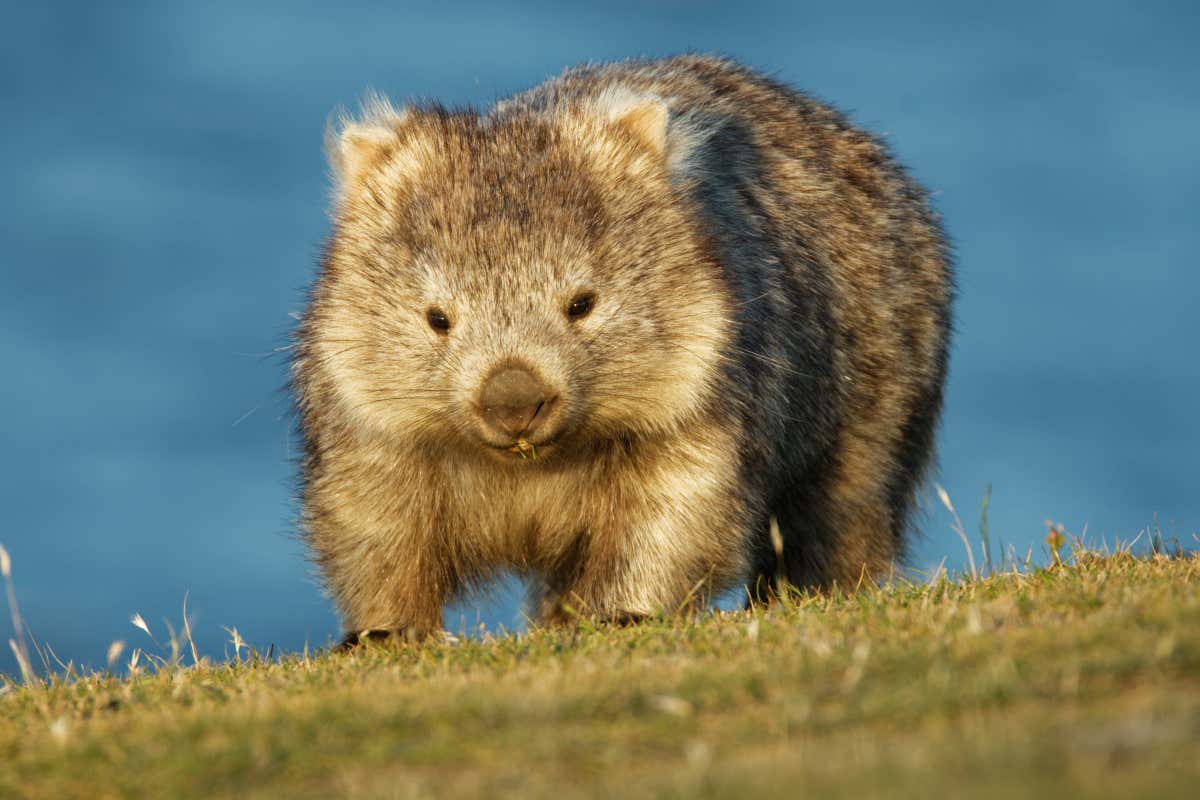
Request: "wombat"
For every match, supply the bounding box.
[292,55,953,644]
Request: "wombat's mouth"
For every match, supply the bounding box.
[506,438,539,460]
[484,437,559,462]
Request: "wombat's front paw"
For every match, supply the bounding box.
[540,602,649,628]
[338,628,422,650]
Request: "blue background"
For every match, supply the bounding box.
[2,1,1196,675]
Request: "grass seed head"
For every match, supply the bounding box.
[508,439,537,459]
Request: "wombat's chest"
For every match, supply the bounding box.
[447,464,597,569]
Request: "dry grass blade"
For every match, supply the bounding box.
[1,543,35,687]
[131,613,152,638]
[935,484,977,579]
[769,515,788,597]
[106,641,125,669]
[225,627,247,661]
[8,639,34,687]
[181,592,201,667]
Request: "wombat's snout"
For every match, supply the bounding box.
[477,366,559,441]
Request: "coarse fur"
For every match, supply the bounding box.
[292,55,953,643]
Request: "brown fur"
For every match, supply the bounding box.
[292,56,953,642]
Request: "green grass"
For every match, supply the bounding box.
[2,550,1198,798]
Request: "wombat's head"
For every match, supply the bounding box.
[301,92,730,462]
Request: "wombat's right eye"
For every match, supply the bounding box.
[426,307,451,334]
[566,292,596,321]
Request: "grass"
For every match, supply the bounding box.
[1,546,1198,798]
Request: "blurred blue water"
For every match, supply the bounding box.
[2,1,1196,675]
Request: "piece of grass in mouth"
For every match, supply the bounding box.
[508,439,537,459]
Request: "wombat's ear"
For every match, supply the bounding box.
[325,93,413,188]
[593,88,670,158]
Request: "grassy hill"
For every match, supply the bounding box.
[1,550,1197,798]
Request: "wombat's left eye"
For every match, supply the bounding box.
[566,292,595,321]
[426,307,452,333]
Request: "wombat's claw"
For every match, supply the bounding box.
[338,628,401,650]
[339,628,454,650]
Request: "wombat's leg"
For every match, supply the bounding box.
[765,435,899,594]
[330,551,454,647]
[311,505,458,646]
[308,449,465,646]
[330,527,462,646]
[540,444,745,624]
[542,518,735,624]
[819,432,905,588]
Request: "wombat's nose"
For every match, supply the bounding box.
[478,367,556,439]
